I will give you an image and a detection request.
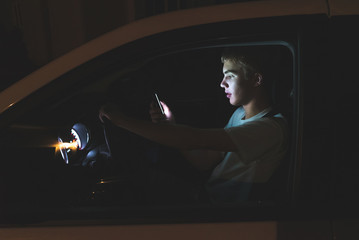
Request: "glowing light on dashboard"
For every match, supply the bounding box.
[71,128,82,150]
[58,140,78,151]
[56,123,90,164]
[57,137,78,164]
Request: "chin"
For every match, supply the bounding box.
[230,99,240,106]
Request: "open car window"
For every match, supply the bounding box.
[0,43,295,222]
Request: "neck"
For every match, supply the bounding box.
[242,94,271,120]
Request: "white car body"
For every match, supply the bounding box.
[0,0,331,114]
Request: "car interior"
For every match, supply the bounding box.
[0,44,295,216]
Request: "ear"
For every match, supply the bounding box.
[253,73,263,87]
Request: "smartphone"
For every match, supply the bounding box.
[154,93,165,114]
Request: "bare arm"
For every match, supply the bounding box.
[99,102,235,171]
[100,103,235,151]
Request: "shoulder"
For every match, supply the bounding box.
[227,112,288,139]
[256,114,289,141]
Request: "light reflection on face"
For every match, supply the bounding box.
[220,60,255,106]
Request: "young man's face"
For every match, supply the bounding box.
[220,60,255,106]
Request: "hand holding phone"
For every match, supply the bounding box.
[150,93,175,123]
[154,93,165,114]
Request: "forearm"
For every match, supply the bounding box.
[100,104,236,151]
[110,113,205,150]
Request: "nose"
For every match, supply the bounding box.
[220,77,228,88]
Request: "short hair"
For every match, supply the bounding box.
[221,47,262,81]
[221,47,276,93]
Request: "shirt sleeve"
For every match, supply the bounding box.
[224,117,287,164]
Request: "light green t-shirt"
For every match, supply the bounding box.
[206,106,288,203]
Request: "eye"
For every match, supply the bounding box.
[227,74,236,80]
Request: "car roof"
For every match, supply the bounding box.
[0,0,356,115]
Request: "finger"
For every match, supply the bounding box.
[150,114,166,123]
[150,101,159,110]
[99,111,105,123]
[149,108,164,115]
[149,102,164,114]
[99,105,110,123]
[150,100,167,113]
[152,114,166,121]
